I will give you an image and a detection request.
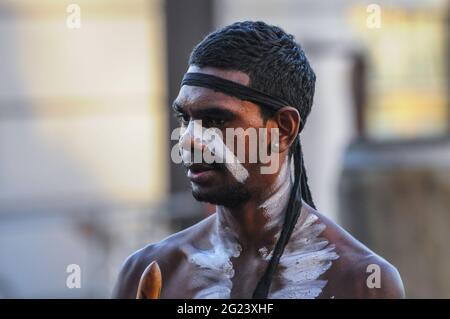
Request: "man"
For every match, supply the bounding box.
[113,21,404,299]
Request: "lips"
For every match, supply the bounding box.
[186,163,218,183]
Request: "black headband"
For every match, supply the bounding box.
[182,72,288,110]
[181,72,304,130]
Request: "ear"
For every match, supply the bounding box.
[273,106,301,153]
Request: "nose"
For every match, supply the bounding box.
[179,121,205,164]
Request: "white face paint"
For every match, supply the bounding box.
[179,120,249,183]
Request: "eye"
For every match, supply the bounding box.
[175,112,190,126]
[203,117,226,128]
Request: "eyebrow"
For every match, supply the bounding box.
[172,102,235,119]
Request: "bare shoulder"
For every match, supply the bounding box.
[328,247,405,299]
[308,205,405,299]
[111,214,216,298]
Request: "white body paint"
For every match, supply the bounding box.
[188,213,242,299]
[187,158,339,299]
[179,120,249,183]
[259,158,339,299]
[268,210,339,299]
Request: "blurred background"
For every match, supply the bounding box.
[0,0,448,298]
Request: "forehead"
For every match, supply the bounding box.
[174,66,257,114]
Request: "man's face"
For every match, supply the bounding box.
[173,66,280,208]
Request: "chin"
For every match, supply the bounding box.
[191,187,221,204]
[191,183,251,208]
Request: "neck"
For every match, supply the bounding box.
[215,158,293,251]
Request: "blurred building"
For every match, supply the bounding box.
[0,0,170,297]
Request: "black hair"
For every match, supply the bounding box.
[189,21,316,123]
[189,21,316,298]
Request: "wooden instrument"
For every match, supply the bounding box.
[136,261,162,299]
